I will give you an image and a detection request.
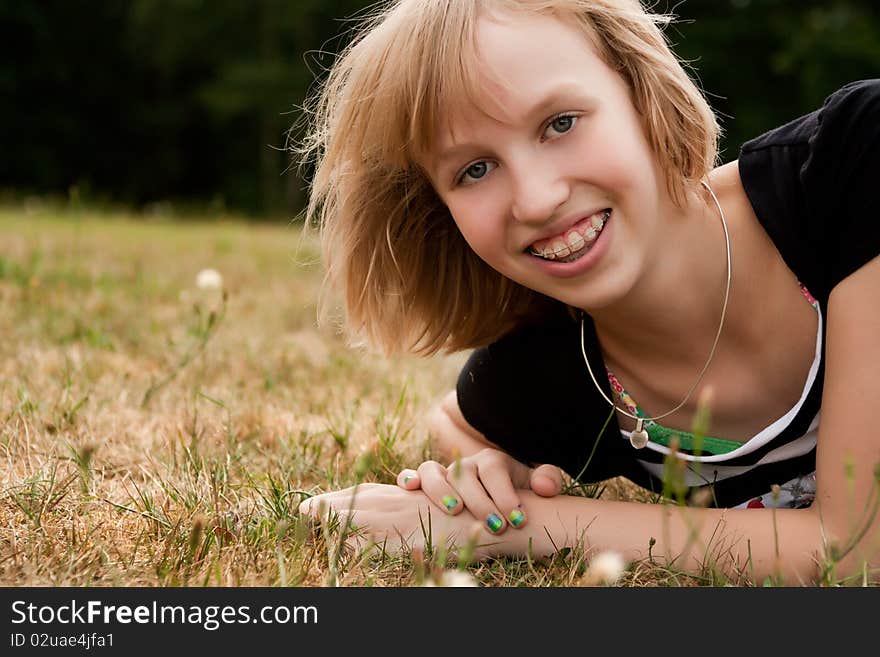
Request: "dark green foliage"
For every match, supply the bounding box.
[1,0,878,217]
[665,0,880,161]
[1,0,370,217]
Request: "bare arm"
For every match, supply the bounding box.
[503,491,825,583]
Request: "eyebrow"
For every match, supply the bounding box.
[432,83,595,173]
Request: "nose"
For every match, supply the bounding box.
[510,160,569,225]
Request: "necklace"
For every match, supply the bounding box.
[579,180,731,449]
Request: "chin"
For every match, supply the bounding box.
[559,272,638,314]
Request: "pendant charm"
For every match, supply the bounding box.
[630,418,649,449]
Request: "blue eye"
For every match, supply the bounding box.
[466,162,489,179]
[457,160,497,186]
[545,113,577,138]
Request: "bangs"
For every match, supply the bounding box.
[395,1,489,165]
[359,0,602,168]
[328,0,521,170]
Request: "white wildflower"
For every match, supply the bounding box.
[196,268,223,290]
[423,570,478,587]
[582,550,626,586]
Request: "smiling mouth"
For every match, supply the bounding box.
[527,209,610,262]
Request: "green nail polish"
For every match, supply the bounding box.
[508,509,525,527]
[442,495,458,511]
[487,513,503,533]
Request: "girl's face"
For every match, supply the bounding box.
[425,10,670,311]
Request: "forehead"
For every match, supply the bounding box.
[427,10,612,159]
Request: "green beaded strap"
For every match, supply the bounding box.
[635,407,741,455]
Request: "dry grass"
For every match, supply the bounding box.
[0,204,854,587]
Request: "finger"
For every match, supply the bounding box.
[297,484,363,517]
[417,460,463,515]
[445,463,508,535]
[397,468,421,491]
[507,457,540,489]
[298,494,347,523]
[298,493,329,517]
[529,464,564,497]
[476,462,527,529]
[301,504,358,537]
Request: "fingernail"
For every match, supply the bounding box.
[442,495,458,511]
[508,509,525,527]
[486,513,504,533]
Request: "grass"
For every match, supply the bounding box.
[0,203,870,587]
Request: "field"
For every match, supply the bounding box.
[0,204,856,587]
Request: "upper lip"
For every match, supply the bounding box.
[521,207,609,252]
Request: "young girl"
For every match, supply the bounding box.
[297,0,880,584]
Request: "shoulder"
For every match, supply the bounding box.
[825,78,880,117]
[737,80,880,296]
[456,304,599,443]
[457,303,580,412]
[816,78,880,139]
[738,79,880,194]
[741,79,880,155]
[798,79,880,185]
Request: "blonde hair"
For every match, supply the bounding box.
[298,0,719,356]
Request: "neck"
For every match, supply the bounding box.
[588,178,748,376]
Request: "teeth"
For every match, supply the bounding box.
[551,240,569,258]
[529,209,609,260]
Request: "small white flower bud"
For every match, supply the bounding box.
[433,570,478,587]
[582,550,626,586]
[196,268,223,290]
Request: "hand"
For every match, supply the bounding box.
[396,448,563,535]
[298,483,500,558]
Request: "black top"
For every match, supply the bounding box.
[456,79,880,507]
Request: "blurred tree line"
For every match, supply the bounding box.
[1,0,878,220]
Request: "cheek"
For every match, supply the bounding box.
[448,195,508,259]
[575,112,660,196]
